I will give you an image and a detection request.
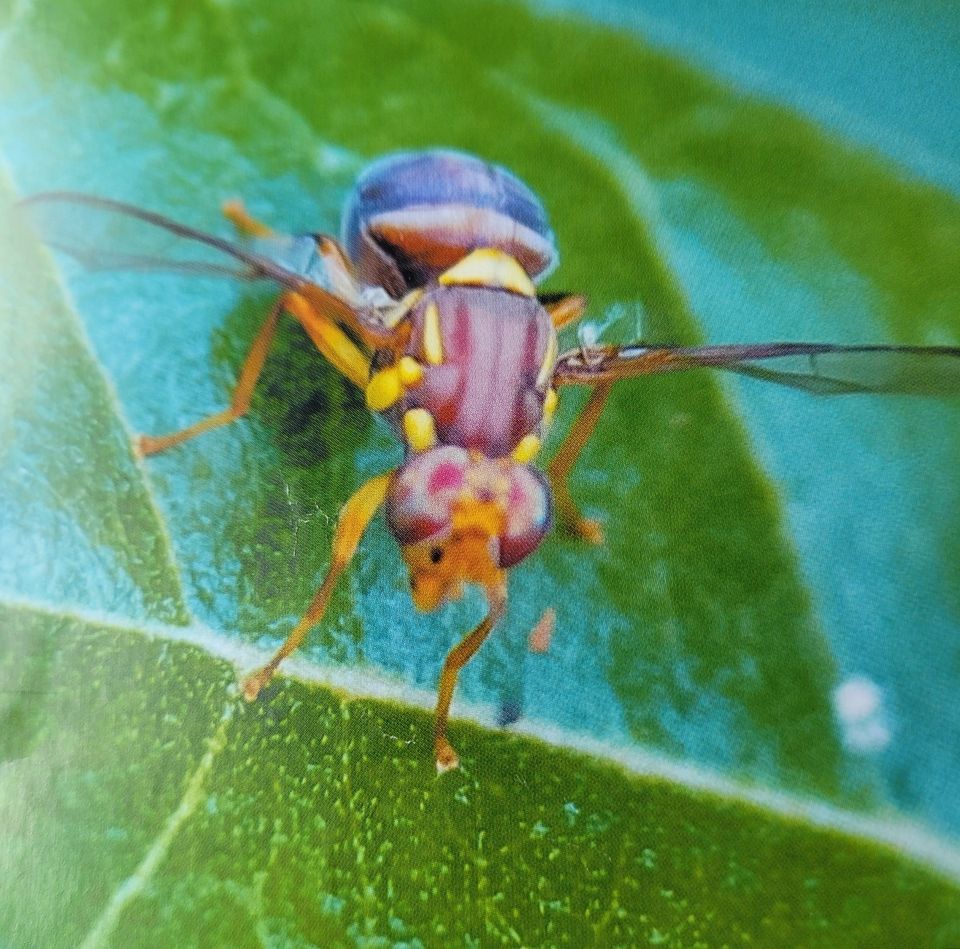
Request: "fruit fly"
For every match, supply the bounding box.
[21,150,960,770]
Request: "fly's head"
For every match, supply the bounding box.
[386,445,552,611]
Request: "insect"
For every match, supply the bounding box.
[21,150,960,771]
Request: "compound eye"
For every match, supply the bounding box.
[429,546,445,565]
[500,465,552,568]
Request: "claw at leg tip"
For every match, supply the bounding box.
[435,740,460,773]
[242,674,263,703]
[559,514,604,545]
[578,518,604,545]
[137,434,163,458]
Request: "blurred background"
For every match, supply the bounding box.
[543,0,960,193]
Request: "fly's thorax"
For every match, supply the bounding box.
[386,446,552,610]
[341,150,557,296]
[364,272,559,460]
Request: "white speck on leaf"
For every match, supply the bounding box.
[833,675,892,753]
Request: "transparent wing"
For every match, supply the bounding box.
[16,191,391,342]
[553,342,960,397]
[17,191,311,283]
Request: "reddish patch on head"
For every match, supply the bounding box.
[387,446,471,546]
[427,460,465,495]
[386,448,552,568]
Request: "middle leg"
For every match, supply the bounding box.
[547,382,612,544]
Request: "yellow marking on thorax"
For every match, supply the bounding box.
[365,356,425,412]
[422,302,444,365]
[397,356,424,386]
[382,289,424,328]
[536,328,558,389]
[438,248,536,297]
[512,434,541,463]
[403,408,437,451]
[543,387,558,424]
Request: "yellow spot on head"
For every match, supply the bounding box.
[403,408,437,452]
[402,499,505,611]
[451,497,506,540]
[422,301,444,365]
[365,366,403,412]
[512,434,541,463]
[439,248,536,297]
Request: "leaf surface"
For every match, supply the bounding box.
[1,0,959,943]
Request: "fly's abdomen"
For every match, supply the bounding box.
[342,150,558,297]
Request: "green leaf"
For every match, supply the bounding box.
[1,0,959,943]
[0,169,187,629]
[2,601,959,948]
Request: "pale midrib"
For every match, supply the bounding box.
[78,701,235,949]
[6,590,960,887]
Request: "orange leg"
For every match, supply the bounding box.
[545,294,588,331]
[137,289,374,456]
[528,606,556,654]
[242,473,392,701]
[222,199,274,237]
[222,200,362,303]
[281,291,371,388]
[137,298,283,456]
[547,382,612,544]
[220,198,396,351]
[434,583,507,772]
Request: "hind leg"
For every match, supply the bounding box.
[137,297,283,456]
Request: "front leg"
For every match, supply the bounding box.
[242,473,392,700]
[434,584,507,772]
